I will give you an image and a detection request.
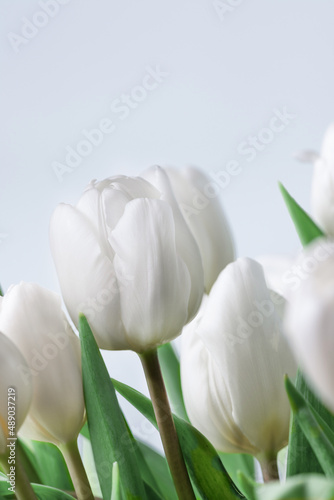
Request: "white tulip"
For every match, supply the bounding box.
[284,238,334,412]
[50,167,204,353]
[0,332,32,455]
[297,123,334,236]
[0,283,85,446]
[143,165,235,292]
[181,257,296,456]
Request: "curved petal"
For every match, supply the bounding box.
[198,258,296,454]
[166,166,235,292]
[110,175,160,200]
[0,332,32,453]
[311,124,334,236]
[50,203,128,350]
[141,166,204,321]
[110,198,191,352]
[320,123,334,164]
[0,283,85,445]
[181,298,257,454]
[311,157,334,236]
[284,239,334,411]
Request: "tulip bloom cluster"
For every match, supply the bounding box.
[2,144,334,500]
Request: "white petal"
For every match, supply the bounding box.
[0,332,32,453]
[50,204,128,350]
[141,166,204,320]
[311,158,334,236]
[310,124,334,236]
[181,298,257,454]
[166,166,235,292]
[110,198,191,352]
[100,187,132,237]
[198,258,296,453]
[111,176,160,199]
[284,238,334,411]
[320,123,334,165]
[0,283,84,445]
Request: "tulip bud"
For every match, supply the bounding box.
[0,283,85,446]
[0,332,32,455]
[284,238,334,412]
[50,167,204,353]
[181,258,296,456]
[298,123,334,236]
[142,165,235,292]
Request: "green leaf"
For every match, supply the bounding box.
[79,314,147,500]
[111,462,121,500]
[255,474,334,500]
[112,378,243,500]
[279,182,324,246]
[80,422,90,440]
[18,439,73,490]
[0,479,76,499]
[81,414,165,499]
[123,419,164,499]
[16,440,41,485]
[285,376,334,477]
[158,343,188,421]
[137,442,177,500]
[279,183,334,476]
[236,472,257,500]
[220,453,255,496]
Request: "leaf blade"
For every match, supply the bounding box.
[112,377,243,500]
[79,314,147,500]
[285,375,334,477]
[279,182,324,246]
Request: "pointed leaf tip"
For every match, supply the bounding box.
[279,182,324,246]
[285,375,305,413]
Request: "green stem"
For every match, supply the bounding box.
[0,447,37,500]
[59,439,94,500]
[140,349,195,500]
[258,452,279,482]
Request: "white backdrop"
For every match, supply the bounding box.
[1,0,333,449]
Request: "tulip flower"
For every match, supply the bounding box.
[296,123,334,236]
[284,238,334,412]
[0,332,37,500]
[143,165,235,292]
[50,166,204,353]
[181,258,296,479]
[50,168,202,498]
[0,282,94,500]
[0,332,32,455]
[0,282,85,446]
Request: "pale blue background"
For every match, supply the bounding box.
[0,0,333,451]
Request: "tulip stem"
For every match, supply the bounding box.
[0,450,37,500]
[140,348,195,500]
[259,453,279,482]
[59,439,94,500]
